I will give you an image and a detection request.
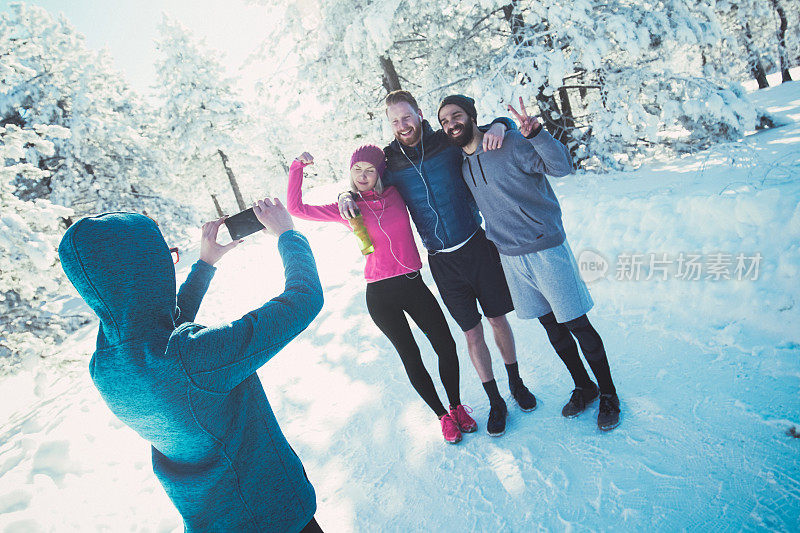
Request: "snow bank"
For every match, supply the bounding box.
[560,80,800,354]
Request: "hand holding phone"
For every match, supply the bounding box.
[224,207,266,241]
[199,217,241,266]
[253,198,294,237]
[223,198,294,242]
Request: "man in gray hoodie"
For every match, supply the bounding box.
[437,95,621,431]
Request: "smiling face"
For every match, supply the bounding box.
[387,101,423,147]
[438,103,475,148]
[350,161,379,192]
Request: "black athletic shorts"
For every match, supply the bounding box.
[428,228,514,331]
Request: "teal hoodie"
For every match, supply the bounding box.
[58,213,324,532]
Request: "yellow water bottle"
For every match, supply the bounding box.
[349,206,374,255]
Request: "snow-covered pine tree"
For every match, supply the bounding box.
[155,16,273,216]
[0,4,191,231]
[251,0,762,170]
[716,0,777,88]
[443,0,765,167]
[0,4,192,366]
[714,0,798,87]
[0,123,82,368]
[247,0,459,155]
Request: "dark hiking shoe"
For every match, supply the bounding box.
[561,382,600,418]
[597,393,621,431]
[510,382,537,412]
[486,401,508,437]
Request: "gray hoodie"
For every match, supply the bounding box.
[461,128,573,256]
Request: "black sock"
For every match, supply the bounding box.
[482,379,504,406]
[505,361,522,391]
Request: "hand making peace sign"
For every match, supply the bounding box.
[508,97,543,138]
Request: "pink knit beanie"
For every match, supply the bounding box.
[350,145,387,177]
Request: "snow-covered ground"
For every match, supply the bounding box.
[2,79,799,532]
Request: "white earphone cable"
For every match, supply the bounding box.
[358,191,420,279]
[398,130,445,253]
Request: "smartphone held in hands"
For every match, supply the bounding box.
[225,208,265,241]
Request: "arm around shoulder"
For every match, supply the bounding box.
[487,116,517,132]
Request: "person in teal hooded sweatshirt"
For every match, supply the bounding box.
[58,198,325,532]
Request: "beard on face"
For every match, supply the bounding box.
[444,119,475,148]
[394,121,422,147]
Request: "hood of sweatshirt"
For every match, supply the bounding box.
[58,212,176,348]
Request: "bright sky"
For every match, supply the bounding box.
[0,0,273,98]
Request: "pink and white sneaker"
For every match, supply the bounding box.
[440,413,463,444]
[450,404,477,433]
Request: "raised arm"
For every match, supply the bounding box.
[175,260,215,325]
[176,217,240,324]
[509,98,573,178]
[287,156,349,224]
[179,201,324,393]
[518,129,573,177]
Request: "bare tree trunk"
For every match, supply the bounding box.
[217,149,247,212]
[210,193,224,217]
[536,90,571,144]
[380,55,402,93]
[271,147,290,177]
[771,0,793,82]
[558,87,576,134]
[701,51,710,77]
[743,22,770,88]
[501,2,525,46]
[597,71,608,110]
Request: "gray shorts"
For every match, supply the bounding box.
[499,239,593,323]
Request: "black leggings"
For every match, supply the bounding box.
[366,273,461,417]
[538,312,616,395]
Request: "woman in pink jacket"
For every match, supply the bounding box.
[287,145,475,444]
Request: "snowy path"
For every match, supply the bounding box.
[2,82,799,531]
[285,309,800,531]
[1,288,798,532]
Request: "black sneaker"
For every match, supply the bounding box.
[486,401,507,437]
[511,382,537,412]
[561,382,600,418]
[597,393,621,431]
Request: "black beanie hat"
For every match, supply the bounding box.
[438,94,477,124]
